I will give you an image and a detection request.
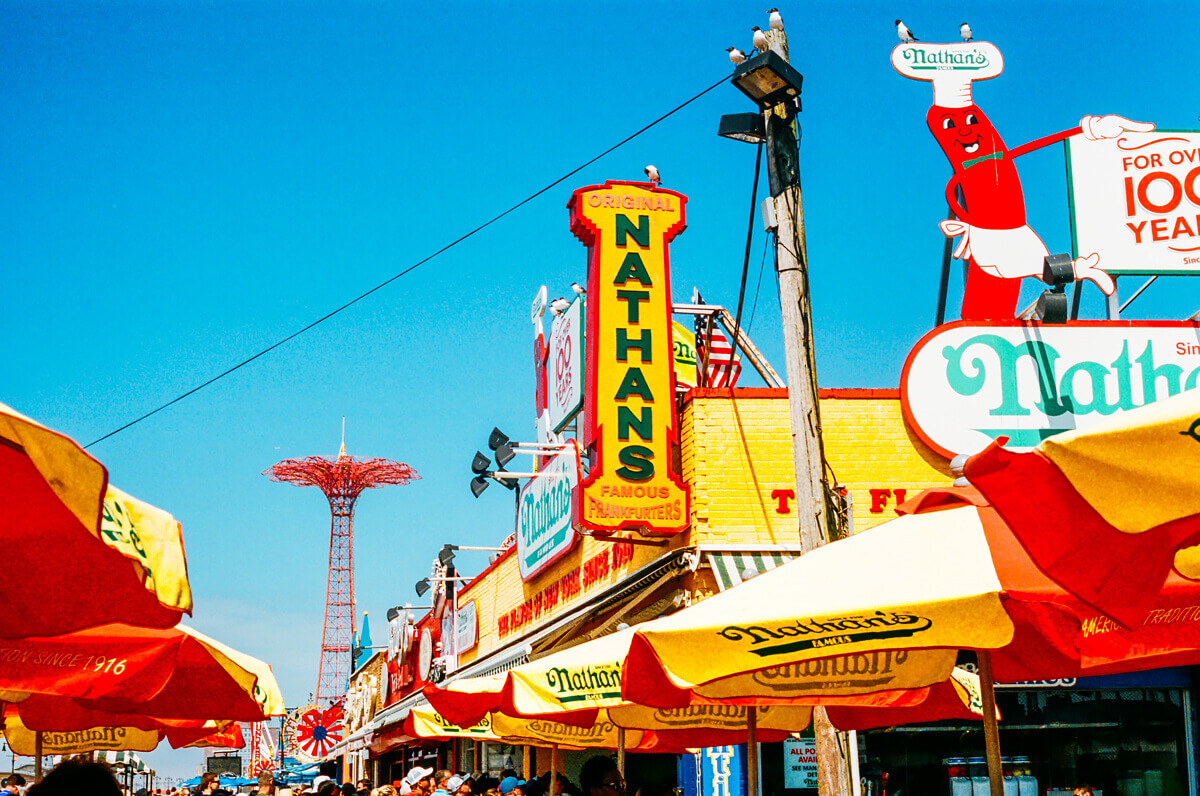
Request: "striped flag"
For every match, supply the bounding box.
[694,313,742,388]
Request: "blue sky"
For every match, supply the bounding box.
[4,0,1197,781]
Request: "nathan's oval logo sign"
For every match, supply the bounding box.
[902,320,1200,458]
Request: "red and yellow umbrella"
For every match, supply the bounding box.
[0,623,283,722]
[0,402,191,637]
[966,388,1200,627]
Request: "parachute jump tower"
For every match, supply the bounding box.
[266,433,418,704]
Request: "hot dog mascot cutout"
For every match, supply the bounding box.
[893,41,1154,320]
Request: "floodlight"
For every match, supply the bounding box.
[731,50,804,110]
[718,113,766,144]
[414,578,431,597]
[471,451,491,475]
[470,475,490,498]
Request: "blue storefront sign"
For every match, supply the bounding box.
[678,746,749,796]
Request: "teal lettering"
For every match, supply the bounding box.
[942,334,1067,417]
[1060,361,1121,415]
[616,328,652,363]
[1136,341,1183,403]
[616,446,655,480]
[617,406,653,441]
[615,368,654,401]
[615,214,650,248]
[614,252,653,286]
[616,289,650,322]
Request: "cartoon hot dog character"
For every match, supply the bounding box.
[893,41,1153,320]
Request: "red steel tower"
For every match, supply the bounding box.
[266,437,418,704]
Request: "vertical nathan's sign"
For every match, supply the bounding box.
[568,181,690,536]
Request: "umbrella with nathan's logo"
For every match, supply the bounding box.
[0,401,192,637]
[425,625,965,730]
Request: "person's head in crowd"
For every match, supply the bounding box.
[580,756,623,796]
[256,771,277,794]
[316,781,339,796]
[500,772,518,782]
[357,780,372,796]
[26,761,120,796]
[445,776,465,796]
[498,777,525,796]
[3,774,26,794]
[453,778,472,796]
[199,772,222,795]
[433,772,454,795]
[343,784,359,796]
[371,788,398,796]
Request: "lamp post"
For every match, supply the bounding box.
[719,26,851,796]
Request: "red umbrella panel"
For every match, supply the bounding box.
[0,402,192,637]
[0,623,284,722]
[897,486,1200,683]
[966,389,1200,628]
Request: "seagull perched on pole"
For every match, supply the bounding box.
[959,22,973,41]
[727,46,746,64]
[644,164,661,185]
[895,19,918,42]
[751,26,770,53]
[549,297,571,316]
[768,8,784,31]
[571,282,586,297]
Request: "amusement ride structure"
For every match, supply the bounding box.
[266,432,419,706]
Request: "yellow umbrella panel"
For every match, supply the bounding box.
[0,402,192,637]
[624,507,1014,693]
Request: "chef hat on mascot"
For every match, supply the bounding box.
[891,40,1004,107]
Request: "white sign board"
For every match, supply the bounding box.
[1067,130,1200,274]
[548,297,584,432]
[516,440,581,581]
[455,599,478,654]
[783,738,818,789]
[901,321,1200,458]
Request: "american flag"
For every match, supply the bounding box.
[695,310,742,388]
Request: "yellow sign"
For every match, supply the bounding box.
[569,181,690,536]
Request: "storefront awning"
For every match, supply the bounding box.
[703,546,800,591]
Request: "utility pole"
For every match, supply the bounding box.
[763,25,853,796]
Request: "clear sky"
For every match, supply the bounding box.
[4,0,1197,781]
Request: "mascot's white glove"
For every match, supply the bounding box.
[1081,115,1156,141]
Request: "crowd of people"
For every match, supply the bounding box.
[0,753,630,796]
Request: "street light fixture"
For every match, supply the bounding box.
[730,50,804,111]
[718,113,766,144]
[439,543,507,566]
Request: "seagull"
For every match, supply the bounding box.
[549,297,571,316]
[727,46,746,64]
[751,26,770,53]
[644,164,661,185]
[768,8,784,31]
[895,19,918,42]
[959,22,973,41]
[571,282,586,296]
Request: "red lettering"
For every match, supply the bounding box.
[869,489,891,513]
[771,488,796,514]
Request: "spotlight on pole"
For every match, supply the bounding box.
[1036,253,1075,324]
[489,427,516,468]
[718,113,767,144]
[438,544,456,567]
[730,51,804,111]
[414,578,430,597]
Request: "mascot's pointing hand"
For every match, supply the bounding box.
[1081,115,1156,141]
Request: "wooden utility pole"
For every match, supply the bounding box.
[763,25,853,796]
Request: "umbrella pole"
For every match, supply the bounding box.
[34,731,42,779]
[551,744,559,792]
[617,728,626,775]
[977,651,1004,796]
[747,707,758,796]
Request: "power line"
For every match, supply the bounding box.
[85,73,731,448]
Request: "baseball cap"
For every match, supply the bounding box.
[407,767,435,786]
[313,775,333,791]
[447,776,465,792]
[499,777,526,795]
